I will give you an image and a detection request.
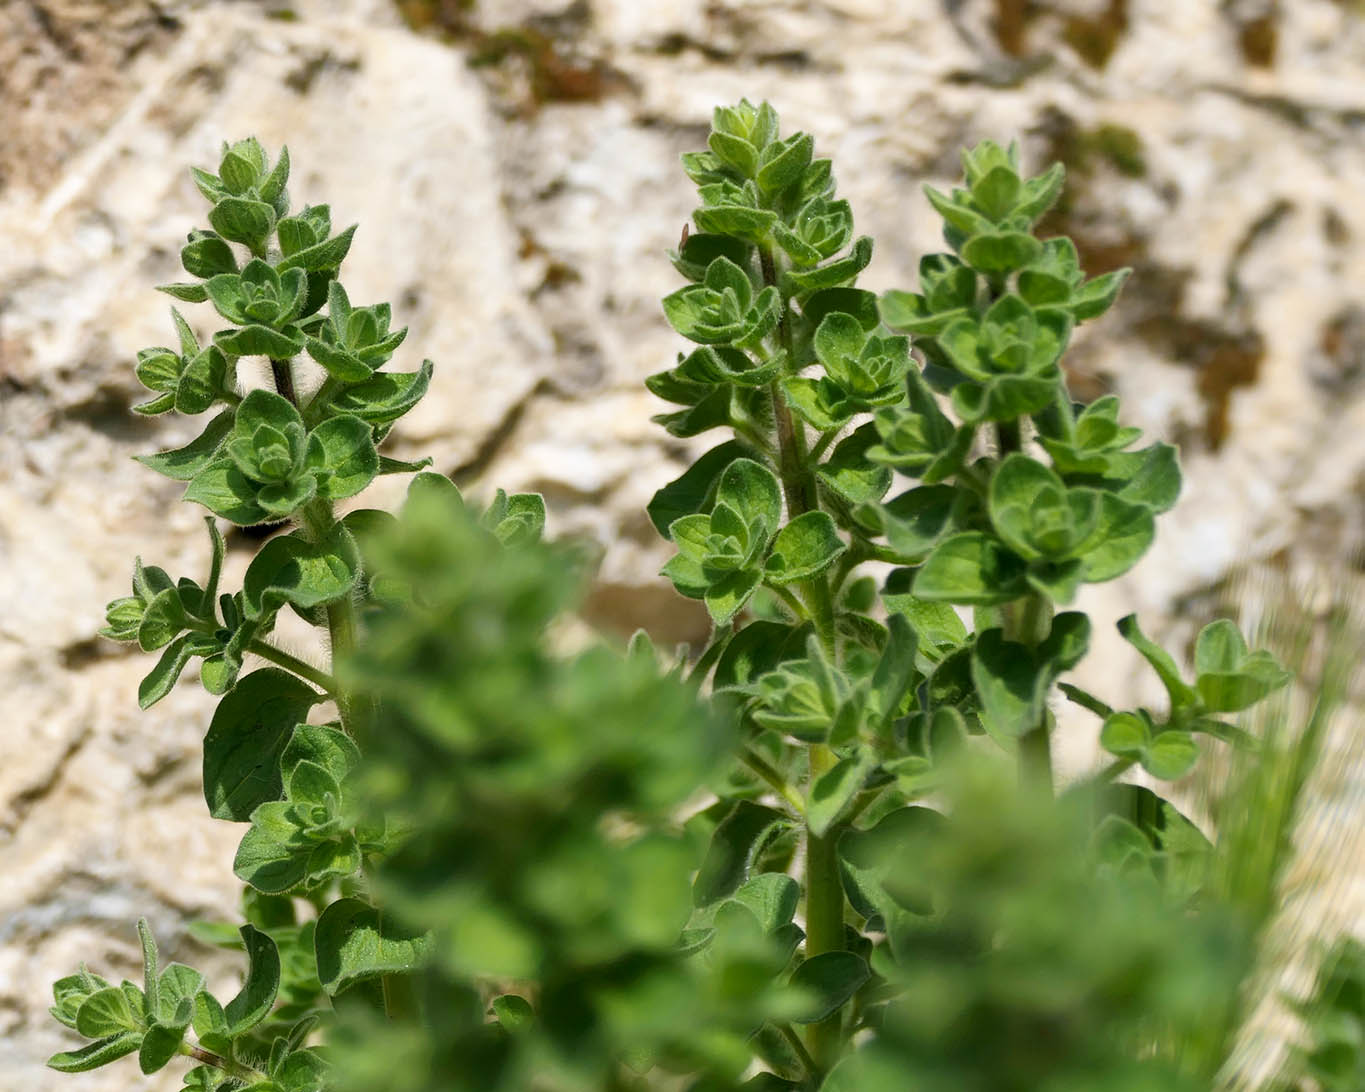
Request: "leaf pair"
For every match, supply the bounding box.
[914,454,1155,605]
[185,389,378,524]
[304,281,407,382]
[662,458,845,624]
[662,255,781,349]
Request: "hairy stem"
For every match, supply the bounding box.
[803,575,838,658]
[181,618,340,696]
[769,583,810,621]
[805,742,846,1065]
[302,375,342,429]
[179,1042,264,1081]
[245,639,340,696]
[809,428,839,462]
[270,357,296,406]
[740,747,806,815]
[758,242,848,1064]
[299,499,365,738]
[778,1021,821,1081]
[685,625,733,687]
[1003,591,1055,793]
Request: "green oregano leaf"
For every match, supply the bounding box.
[1117,615,1198,711]
[208,197,276,251]
[224,925,282,1035]
[203,669,322,821]
[136,587,187,652]
[1143,731,1200,780]
[47,1031,143,1073]
[137,1022,186,1074]
[788,951,870,1024]
[492,994,534,1032]
[184,460,273,526]
[1100,711,1151,758]
[765,511,846,584]
[137,634,195,709]
[649,440,758,536]
[817,423,892,506]
[135,410,235,481]
[314,897,432,997]
[242,524,360,619]
[731,873,801,934]
[807,749,877,837]
[74,986,141,1039]
[693,802,792,907]
[913,532,1028,605]
[330,359,434,423]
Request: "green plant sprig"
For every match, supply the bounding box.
[45,138,546,1090]
[646,100,1294,1077]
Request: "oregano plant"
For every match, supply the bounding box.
[45,138,544,1090]
[46,109,1324,1092]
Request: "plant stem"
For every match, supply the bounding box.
[996,417,1021,457]
[1003,591,1055,794]
[803,575,838,657]
[303,375,342,429]
[1006,590,1052,646]
[805,746,845,1066]
[300,499,366,739]
[1092,756,1136,785]
[740,747,805,815]
[685,626,732,687]
[298,496,408,1023]
[954,460,991,497]
[758,242,847,1065]
[779,1021,822,1081]
[734,418,778,459]
[179,1042,264,1082]
[771,385,813,516]
[245,639,340,695]
[270,357,296,405]
[829,543,868,594]
[769,583,810,621]
[181,618,340,696]
[809,428,839,462]
[1018,710,1054,794]
[760,246,817,521]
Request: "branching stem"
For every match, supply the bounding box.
[769,583,809,621]
[245,639,340,696]
[740,747,805,815]
[779,1021,822,1081]
[179,1041,264,1082]
[180,618,340,696]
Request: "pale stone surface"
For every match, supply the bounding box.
[3,0,1365,1086]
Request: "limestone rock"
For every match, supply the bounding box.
[4,0,1365,1086]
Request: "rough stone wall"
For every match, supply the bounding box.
[2,0,1364,1086]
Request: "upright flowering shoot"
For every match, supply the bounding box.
[646,102,1291,1079]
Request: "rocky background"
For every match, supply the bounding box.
[3,0,1365,1086]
